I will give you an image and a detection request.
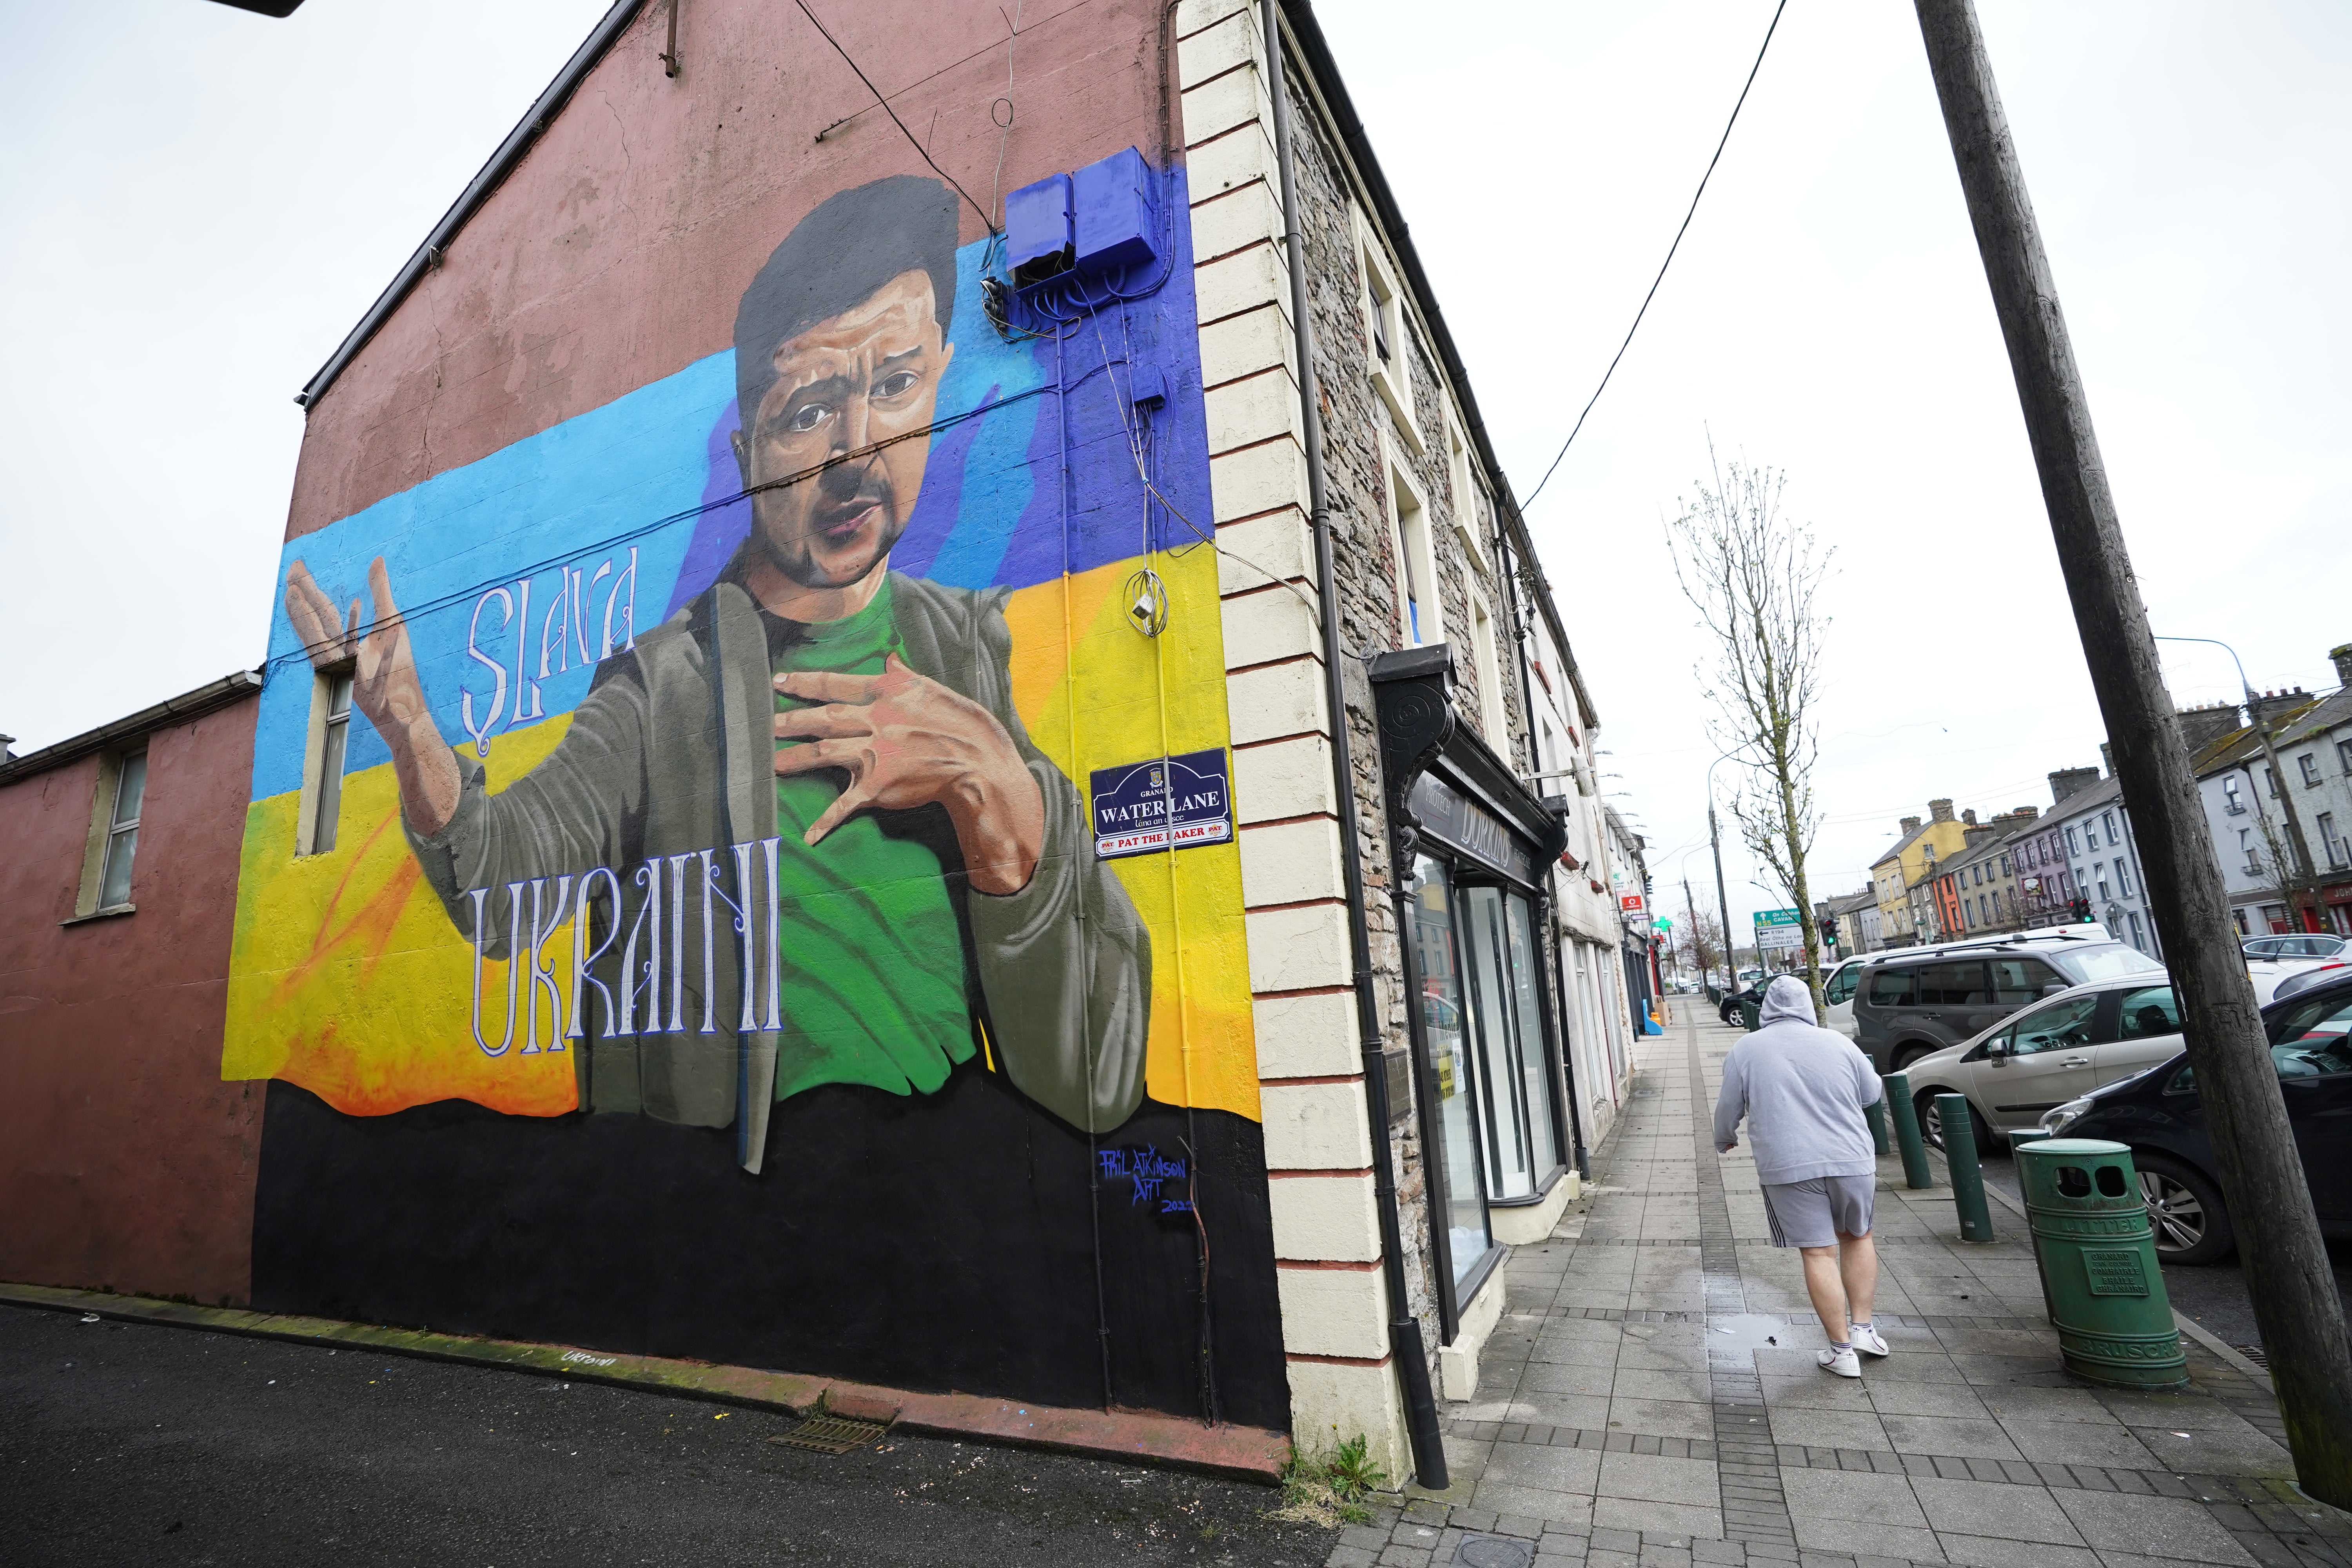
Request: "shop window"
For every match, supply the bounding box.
[1409,857,1493,1289]
[298,666,356,856]
[1460,885,1562,1202]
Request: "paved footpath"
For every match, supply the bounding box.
[1334,1008,2352,1568]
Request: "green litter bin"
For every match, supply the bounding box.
[1736,996,1760,1031]
[2015,1138,2187,1389]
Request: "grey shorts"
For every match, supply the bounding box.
[1761,1175,1877,1249]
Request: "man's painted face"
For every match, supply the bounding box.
[737,269,953,591]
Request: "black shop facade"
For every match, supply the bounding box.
[1370,646,1581,1338]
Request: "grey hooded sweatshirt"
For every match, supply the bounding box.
[1712,976,1882,1184]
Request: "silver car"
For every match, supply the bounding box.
[1893,975,2188,1151]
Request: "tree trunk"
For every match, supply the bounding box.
[1914,0,2352,1505]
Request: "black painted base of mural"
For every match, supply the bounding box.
[251,1068,1288,1432]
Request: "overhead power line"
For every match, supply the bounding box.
[1520,0,1790,510]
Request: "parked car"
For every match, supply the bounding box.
[1718,982,1763,1026]
[2034,970,2352,1263]
[1822,956,1866,1040]
[2272,961,2352,1005]
[1890,974,2187,1152]
[1852,929,2162,1073]
[2243,933,2348,960]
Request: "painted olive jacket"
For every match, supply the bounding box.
[404,567,1151,1171]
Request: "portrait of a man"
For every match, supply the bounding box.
[281,175,1150,1171]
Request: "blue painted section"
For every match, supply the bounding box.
[250,165,1211,807]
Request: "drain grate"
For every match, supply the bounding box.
[766,1414,890,1455]
[2238,1343,2270,1369]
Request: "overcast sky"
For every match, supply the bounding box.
[6,0,2348,939]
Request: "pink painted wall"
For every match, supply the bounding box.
[0,695,263,1305]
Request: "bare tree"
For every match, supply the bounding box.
[1677,903,1725,983]
[1670,451,1835,1018]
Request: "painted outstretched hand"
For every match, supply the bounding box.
[773,653,1045,896]
[283,557,460,836]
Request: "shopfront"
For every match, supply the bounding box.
[1371,648,1573,1335]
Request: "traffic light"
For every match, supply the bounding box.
[1821,915,1839,946]
[2068,897,2093,923]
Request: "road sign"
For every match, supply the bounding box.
[1753,907,1805,952]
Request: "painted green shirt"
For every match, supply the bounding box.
[767,576,975,1103]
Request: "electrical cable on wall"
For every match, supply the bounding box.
[793,0,998,233]
[1520,0,1789,510]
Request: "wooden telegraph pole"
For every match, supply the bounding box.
[1913,0,2352,1504]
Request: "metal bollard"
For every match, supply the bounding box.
[2015,1139,2187,1388]
[1865,1096,1890,1157]
[1883,1073,1934,1189]
[1935,1094,1996,1242]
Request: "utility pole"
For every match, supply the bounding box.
[1683,874,1710,990]
[1708,802,1737,983]
[1914,0,2352,1505]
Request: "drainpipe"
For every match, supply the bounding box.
[1260,0,1447,1491]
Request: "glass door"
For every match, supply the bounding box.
[1460,884,1563,1200]
[1410,856,1493,1289]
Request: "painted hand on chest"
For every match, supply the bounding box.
[773,653,1043,894]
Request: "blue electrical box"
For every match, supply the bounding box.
[1004,171,1073,281]
[1072,147,1158,276]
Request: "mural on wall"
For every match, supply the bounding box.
[225,164,1284,1426]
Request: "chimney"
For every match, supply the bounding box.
[1900,815,1922,833]
[2251,688,2311,731]
[2333,643,2352,688]
[1961,808,1978,826]
[1964,824,1997,849]
[2011,805,2039,820]
[2049,766,2100,804]
[1929,799,1955,823]
[2173,703,2244,755]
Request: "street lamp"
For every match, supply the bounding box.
[2155,634,2320,932]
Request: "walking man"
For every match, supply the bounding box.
[1714,975,1888,1377]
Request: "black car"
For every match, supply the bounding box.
[2038,970,2352,1264]
[1718,983,1763,1025]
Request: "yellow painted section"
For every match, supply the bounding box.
[223,717,583,1117]
[1002,546,1261,1123]
[226,546,1259,1125]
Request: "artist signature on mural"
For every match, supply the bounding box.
[1100,1144,1194,1213]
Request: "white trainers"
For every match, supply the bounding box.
[1850,1323,1891,1358]
[1818,1345,1862,1378]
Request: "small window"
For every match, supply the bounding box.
[2300,753,2321,787]
[2322,812,2346,870]
[96,751,147,910]
[2007,994,2097,1056]
[303,668,356,855]
[2128,911,2148,951]
[2338,738,2352,776]
[2096,866,2111,901]
[2114,858,2133,897]
[1386,456,1438,646]
[2065,825,2080,857]
[1916,960,1988,1006]
[2001,853,2013,876]
[2115,985,2180,1039]
[2224,776,2245,815]
[2264,765,2280,798]
[2102,810,2118,844]
[1991,958,2059,1004]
